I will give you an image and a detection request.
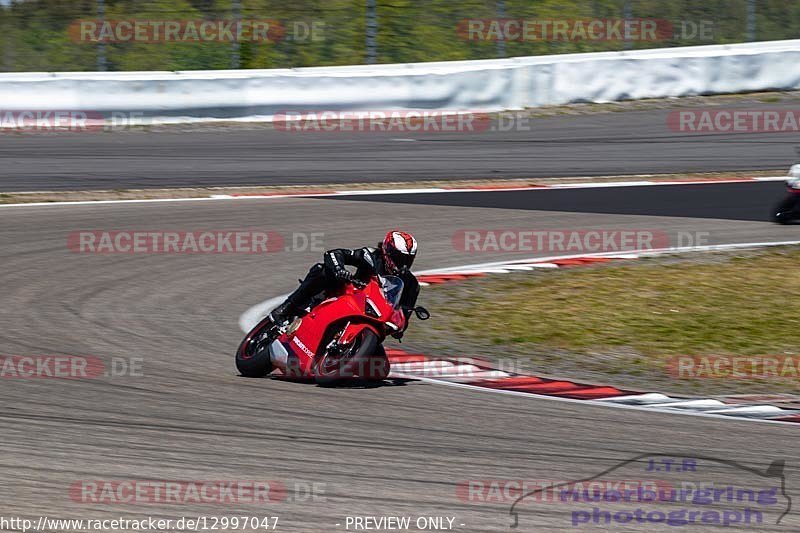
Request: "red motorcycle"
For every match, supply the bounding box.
[236,275,429,384]
[772,180,800,224]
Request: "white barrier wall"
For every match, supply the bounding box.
[3,39,800,122]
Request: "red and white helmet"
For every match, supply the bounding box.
[382,230,418,274]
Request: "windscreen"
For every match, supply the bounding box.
[381,275,405,309]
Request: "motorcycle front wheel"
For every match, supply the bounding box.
[314,328,388,385]
[772,195,800,224]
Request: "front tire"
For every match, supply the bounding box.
[773,212,792,225]
[314,328,384,385]
[772,196,799,224]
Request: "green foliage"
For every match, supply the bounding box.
[0,0,798,71]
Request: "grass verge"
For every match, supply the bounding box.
[405,246,800,396]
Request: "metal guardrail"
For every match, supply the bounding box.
[0,40,798,124]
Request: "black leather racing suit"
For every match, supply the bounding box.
[275,246,420,329]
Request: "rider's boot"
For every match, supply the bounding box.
[269,301,295,326]
[269,264,326,325]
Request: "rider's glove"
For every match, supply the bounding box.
[335,268,367,289]
[334,268,353,282]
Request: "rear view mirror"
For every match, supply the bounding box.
[414,306,431,320]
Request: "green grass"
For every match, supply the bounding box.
[409,247,800,393]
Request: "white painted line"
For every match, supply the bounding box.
[494,265,536,271]
[334,188,449,196]
[390,361,455,371]
[0,196,225,208]
[594,254,641,260]
[389,362,509,381]
[596,393,673,404]
[554,181,656,188]
[649,399,727,410]
[704,405,788,417]
[320,176,788,196]
[432,364,484,377]
[400,376,800,426]
[425,268,513,275]
[430,370,511,383]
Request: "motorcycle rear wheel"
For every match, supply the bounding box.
[235,316,276,378]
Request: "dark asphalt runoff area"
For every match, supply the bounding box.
[0,101,799,191]
[329,180,790,222]
[1,185,798,531]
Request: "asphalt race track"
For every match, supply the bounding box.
[328,181,788,222]
[1,102,800,191]
[1,183,799,532]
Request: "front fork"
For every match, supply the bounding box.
[320,321,352,360]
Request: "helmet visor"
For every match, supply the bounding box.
[388,248,415,272]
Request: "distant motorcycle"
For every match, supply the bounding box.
[772,192,800,224]
[236,275,430,384]
[772,167,800,224]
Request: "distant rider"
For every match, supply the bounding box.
[788,163,800,190]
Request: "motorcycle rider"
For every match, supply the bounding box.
[788,163,800,190]
[773,163,800,224]
[269,231,420,338]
